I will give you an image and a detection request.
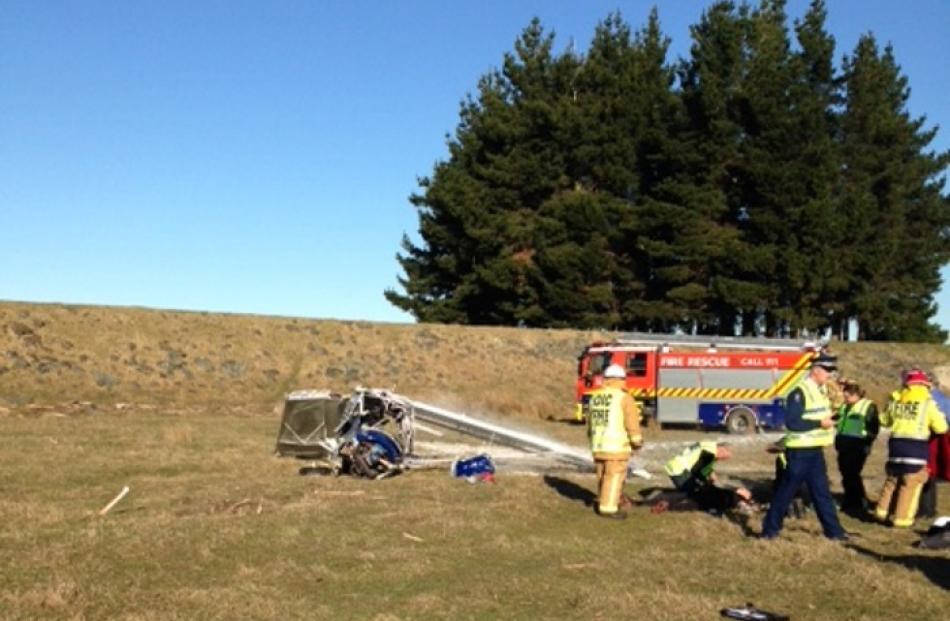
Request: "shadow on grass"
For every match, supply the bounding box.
[847,543,950,590]
[543,475,595,507]
[543,416,585,426]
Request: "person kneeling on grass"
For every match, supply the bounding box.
[664,441,753,515]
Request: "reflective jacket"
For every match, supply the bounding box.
[784,377,834,448]
[836,398,876,439]
[882,385,949,469]
[665,441,717,482]
[586,386,634,454]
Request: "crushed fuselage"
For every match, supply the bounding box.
[275,388,592,478]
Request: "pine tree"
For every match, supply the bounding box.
[626,9,731,333]
[678,1,767,334]
[839,35,950,341]
[388,5,948,340]
[387,20,580,325]
[788,0,849,337]
[739,0,848,336]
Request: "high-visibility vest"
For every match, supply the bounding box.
[586,386,631,454]
[883,385,949,468]
[664,441,717,479]
[885,386,945,441]
[836,398,874,439]
[784,377,834,448]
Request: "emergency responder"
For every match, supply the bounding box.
[874,368,948,527]
[834,380,879,516]
[761,352,847,540]
[664,441,752,514]
[584,363,642,520]
[916,372,950,519]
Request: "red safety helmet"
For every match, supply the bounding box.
[904,368,931,386]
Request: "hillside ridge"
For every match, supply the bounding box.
[2,301,947,419]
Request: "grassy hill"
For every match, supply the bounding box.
[3,300,948,416]
[1,301,949,620]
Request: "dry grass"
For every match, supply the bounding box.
[0,302,602,420]
[1,301,949,620]
[0,411,947,621]
[2,301,947,421]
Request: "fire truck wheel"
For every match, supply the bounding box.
[725,407,756,435]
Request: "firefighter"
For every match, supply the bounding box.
[664,441,752,514]
[834,379,879,516]
[761,352,847,540]
[873,368,948,527]
[584,363,642,520]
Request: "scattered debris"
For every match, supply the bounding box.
[450,454,496,483]
[720,603,789,621]
[98,485,130,516]
[562,562,596,571]
[915,516,950,549]
[402,532,424,543]
[228,498,254,514]
[627,457,652,480]
[227,496,264,515]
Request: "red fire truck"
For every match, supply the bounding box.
[574,333,820,433]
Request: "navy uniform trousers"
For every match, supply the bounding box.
[762,447,845,539]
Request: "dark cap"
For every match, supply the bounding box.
[811,352,837,371]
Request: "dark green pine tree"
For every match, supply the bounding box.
[524,10,667,330]
[387,20,580,324]
[526,189,627,328]
[678,1,768,335]
[627,8,739,333]
[740,0,848,336]
[554,11,651,329]
[839,35,950,341]
[788,0,850,338]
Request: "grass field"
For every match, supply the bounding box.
[1,301,949,620]
[1,409,947,621]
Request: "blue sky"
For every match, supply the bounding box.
[2,1,948,331]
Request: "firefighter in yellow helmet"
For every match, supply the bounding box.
[584,363,642,519]
[874,369,949,527]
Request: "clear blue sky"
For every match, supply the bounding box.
[2,1,948,329]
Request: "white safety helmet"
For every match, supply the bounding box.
[603,364,626,379]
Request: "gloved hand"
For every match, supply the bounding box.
[629,436,644,450]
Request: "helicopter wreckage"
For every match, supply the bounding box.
[274,388,593,479]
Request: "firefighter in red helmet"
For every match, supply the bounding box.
[874,368,949,527]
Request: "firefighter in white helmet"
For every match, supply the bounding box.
[584,363,642,519]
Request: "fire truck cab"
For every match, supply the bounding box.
[575,333,819,433]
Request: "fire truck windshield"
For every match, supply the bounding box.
[587,353,611,376]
